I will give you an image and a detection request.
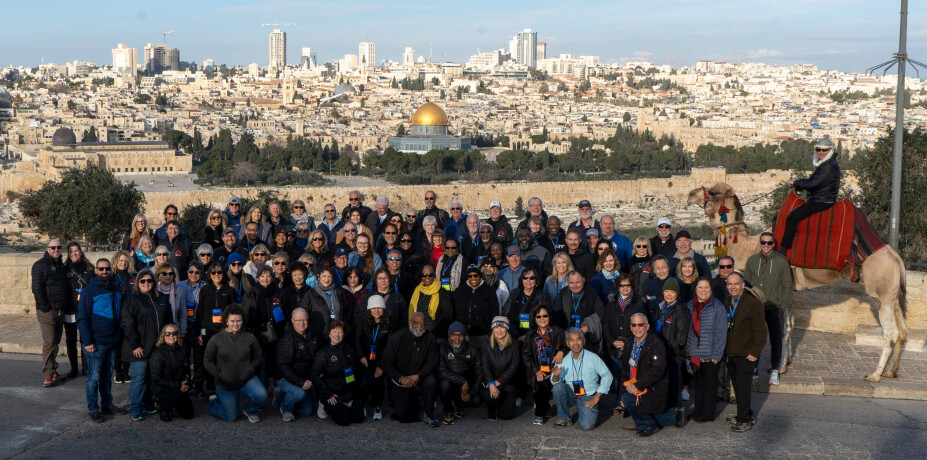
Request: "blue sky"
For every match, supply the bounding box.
[2,0,926,74]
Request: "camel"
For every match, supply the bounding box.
[686,182,908,383]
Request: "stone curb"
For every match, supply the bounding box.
[752,376,927,401]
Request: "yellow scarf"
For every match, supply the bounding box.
[409,281,442,321]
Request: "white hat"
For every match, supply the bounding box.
[657,217,672,227]
[366,295,386,310]
[489,201,502,209]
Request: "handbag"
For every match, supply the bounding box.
[260,320,278,343]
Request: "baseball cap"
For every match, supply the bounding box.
[334,247,350,257]
[585,228,600,238]
[578,200,591,208]
[657,217,672,227]
[505,246,521,257]
[489,201,502,210]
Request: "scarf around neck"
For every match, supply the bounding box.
[409,280,442,321]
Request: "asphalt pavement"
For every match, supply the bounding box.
[2,353,926,459]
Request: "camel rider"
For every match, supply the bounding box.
[780,138,842,255]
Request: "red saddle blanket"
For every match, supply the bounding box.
[774,191,855,271]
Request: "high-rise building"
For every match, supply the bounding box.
[202,58,215,72]
[536,42,547,61]
[112,43,137,77]
[269,29,286,70]
[300,47,316,68]
[513,29,538,68]
[144,43,166,74]
[163,48,180,71]
[359,41,376,69]
[402,47,415,67]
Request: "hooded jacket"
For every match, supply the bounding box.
[744,250,793,310]
[794,150,841,204]
[121,291,173,361]
[76,276,123,347]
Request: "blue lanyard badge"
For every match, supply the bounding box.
[370,325,380,360]
[325,291,335,319]
[272,297,284,323]
[727,297,741,331]
[520,313,530,329]
[344,366,355,383]
[571,351,585,396]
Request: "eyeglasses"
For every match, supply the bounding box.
[229,203,240,207]
[450,207,462,210]
[325,209,336,213]
[253,253,267,257]
[229,262,243,267]
[188,270,201,275]
[522,275,537,280]
[293,206,304,209]
[210,216,221,220]
[138,279,154,285]
[635,245,648,249]
[156,252,169,257]
[349,197,360,202]
[630,323,646,328]
[424,197,436,201]
[536,314,549,319]
[345,229,357,233]
[159,272,175,277]
[618,283,632,287]
[273,261,287,266]
[657,224,671,229]
[400,239,413,243]
[387,256,402,261]
[815,148,831,152]
[166,212,178,216]
[384,231,397,235]
[421,273,435,278]
[760,241,775,246]
[96,266,111,271]
[406,215,415,219]
[164,331,179,336]
[719,264,733,269]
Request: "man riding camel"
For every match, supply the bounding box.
[780,138,842,256]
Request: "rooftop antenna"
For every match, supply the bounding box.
[866,0,927,249]
[429,43,433,63]
[162,30,174,44]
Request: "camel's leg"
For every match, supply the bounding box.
[779,307,793,374]
[865,304,898,382]
[884,302,908,378]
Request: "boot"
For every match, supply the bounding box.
[675,406,686,428]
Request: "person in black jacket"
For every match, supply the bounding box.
[64,242,93,378]
[32,239,71,387]
[382,312,440,427]
[781,137,842,254]
[244,266,283,386]
[653,278,691,423]
[481,317,521,421]
[193,264,236,395]
[503,268,549,341]
[521,307,566,425]
[438,321,483,425]
[551,271,604,352]
[603,274,648,408]
[275,308,321,422]
[162,221,192,282]
[307,267,353,340]
[564,229,595,282]
[452,265,499,346]
[363,268,406,329]
[621,313,673,437]
[149,324,194,422]
[355,295,391,421]
[121,268,174,420]
[202,209,225,249]
[311,320,364,426]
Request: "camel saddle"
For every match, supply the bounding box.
[774,191,885,279]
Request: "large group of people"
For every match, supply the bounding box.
[33,187,797,435]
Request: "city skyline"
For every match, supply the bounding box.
[3,0,927,73]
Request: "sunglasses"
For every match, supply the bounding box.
[400,239,413,243]
[815,148,831,152]
[421,273,435,278]
[618,283,632,287]
[164,331,179,337]
[304,263,314,268]
[273,261,287,266]
[188,270,201,275]
[311,237,325,242]
[424,197,436,201]
[159,272,175,277]
[345,229,357,233]
[630,323,646,328]
[760,241,776,246]
[96,266,111,271]
[229,203,240,207]
[522,275,537,280]
[384,231,398,235]
[253,253,267,257]
[719,264,733,269]
[210,271,224,276]
[297,229,310,233]
[166,212,178,216]
[658,225,671,229]
[444,246,458,250]
[293,206,304,209]
[467,274,481,279]
[210,216,221,220]
[230,262,243,267]
[349,198,360,201]
[48,246,62,250]
[536,314,549,319]
[138,279,154,285]
[199,253,211,257]
[156,253,169,257]
[406,215,416,219]
[387,256,402,261]
[325,209,336,213]
[480,230,492,234]
[635,245,648,249]
[450,207,462,210]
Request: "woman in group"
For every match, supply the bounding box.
[194,264,237,396]
[239,205,271,243]
[403,208,419,236]
[178,261,205,391]
[408,265,453,337]
[111,249,137,383]
[306,230,332,267]
[398,231,423,276]
[341,267,368,323]
[195,244,214,270]
[121,268,173,421]
[488,242,508,271]
[244,266,284,386]
[654,278,690,420]
[152,245,171,272]
[363,268,405,329]
[269,227,291,258]
[355,295,390,422]
[590,249,621,305]
[279,263,313,319]
[149,324,194,421]
[311,320,364,426]
[154,263,188,338]
[270,252,291,290]
[521,306,566,425]
[297,254,318,288]
[604,273,648,413]
[133,235,157,273]
[350,233,382,288]
[227,253,255,304]
[348,208,375,244]
[593,240,615,263]
[418,216,439,256]
[202,209,225,249]
[686,276,727,423]
[628,236,654,295]
[503,267,549,341]
[122,213,155,253]
[543,252,574,306]
[64,242,92,378]
[643,256,671,318]
[481,317,521,421]
[423,229,446,270]
[308,267,352,338]
[204,305,266,423]
[527,216,545,241]
[287,199,315,230]
[675,257,699,304]
[243,245,270,282]
[780,138,842,255]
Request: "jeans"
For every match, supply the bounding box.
[275,378,317,416]
[129,361,153,415]
[551,382,599,430]
[765,308,784,370]
[621,391,676,431]
[84,344,115,414]
[209,375,268,422]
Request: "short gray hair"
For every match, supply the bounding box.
[630,312,648,324]
[196,243,213,256]
[565,327,585,340]
[450,199,463,209]
[292,308,308,319]
[422,215,437,226]
[528,197,543,207]
[376,195,389,206]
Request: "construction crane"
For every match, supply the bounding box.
[162,30,174,44]
[262,22,299,28]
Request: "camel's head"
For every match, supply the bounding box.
[688,183,742,231]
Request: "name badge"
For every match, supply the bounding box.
[344,366,355,384]
[369,344,377,361]
[539,357,550,373]
[76,288,83,302]
[272,306,285,323]
[235,294,243,302]
[441,277,451,291]
[519,313,530,329]
[572,380,586,396]
[212,308,223,324]
[572,314,581,329]
[186,301,196,318]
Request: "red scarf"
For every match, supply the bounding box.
[691,297,709,338]
[431,245,444,268]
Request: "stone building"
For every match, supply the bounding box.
[387,102,472,153]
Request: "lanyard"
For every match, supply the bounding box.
[115,274,125,287]
[728,296,741,320]
[550,235,559,248]
[470,233,479,248]
[372,324,380,343]
[631,337,645,364]
[571,292,583,314]
[236,280,243,298]
[325,290,334,317]
[393,276,399,294]
[571,350,584,379]
[442,259,453,277]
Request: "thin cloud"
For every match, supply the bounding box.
[746,48,783,58]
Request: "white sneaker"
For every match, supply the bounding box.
[281,407,295,422]
[317,404,328,419]
[769,370,780,386]
[515,397,524,408]
[372,407,382,421]
[243,410,260,424]
[681,389,690,401]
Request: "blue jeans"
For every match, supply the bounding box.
[209,376,267,422]
[129,360,154,415]
[275,378,317,416]
[551,382,599,430]
[621,391,675,431]
[84,344,115,414]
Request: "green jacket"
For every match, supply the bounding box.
[744,251,792,310]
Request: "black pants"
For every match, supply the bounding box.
[390,375,437,422]
[63,321,82,373]
[438,378,481,414]
[765,308,784,370]
[113,332,129,380]
[482,384,517,420]
[690,360,719,421]
[324,399,365,426]
[728,356,756,423]
[194,336,214,392]
[156,387,194,419]
[359,360,385,408]
[532,379,554,417]
[780,201,834,250]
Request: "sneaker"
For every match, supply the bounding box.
[131,414,144,421]
[731,421,753,432]
[769,370,780,386]
[515,397,524,408]
[144,408,159,415]
[424,416,440,428]
[681,389,690,401]
[43,377,54,388]
[726,415,756,425]
[52,372,64,382]
[208,394,217,403]
[113,375,126,384]
[317,404,328,419]
[101,405,128,416]
[372,408,382,421]
[533,416,545,425]
[243,410,260,424]
[281,408,295,422]
[554,418,572,428]
[454,408,465,418]
[638,425,662,437]
[443,413,456,425]
[89,412,105,423]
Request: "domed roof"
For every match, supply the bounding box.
[411,102,448,126]
[334,84,356,96]
[52,127,77,146]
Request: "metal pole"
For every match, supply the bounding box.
[890,0,907,250]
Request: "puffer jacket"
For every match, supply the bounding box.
[686,297,727,362]
[194,284,237,338]
[121,292,173,362]
[204,329,262,391]
[793,150,841,204]
[481,340,521,387]
[310,341,357,401]
[451,281,499,337]
[31,252,71,312]
[149,343,189,394]
[277,328,321,388]
[438,339,481,385]
[654,300,690,364]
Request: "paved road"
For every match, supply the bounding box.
[3,353,926,459]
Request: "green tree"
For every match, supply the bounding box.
[133,93,151,104]
[179,202,214,243]
[513,197,525,218]
[622,112,632,123]
[81,126,98,142]
[397,124,406,136]
[19,167,145,244]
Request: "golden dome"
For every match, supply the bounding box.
[411,102,448,126]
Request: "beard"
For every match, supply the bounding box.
[410,325,425,337]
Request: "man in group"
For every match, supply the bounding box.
[214,228,248,267]
[711,255,736,302]
[620,313,674,437]
[568,200,600,234]
[650,218,676,258]
[77,258,128,422]
[385,250,415,302]
[540,216,566,254]
[725,272,767,432]
[224,197,243,236]
[341,190,373,223]
[550,328,613,430]
[437,321,483,424]
[274,308,320,422]
[155,205,189,241]
[164,221,193,281]
[366,195,399,240]
[553,271,604,352]
[516,227,551,280]
[487,201,513,246]
[31,239,70,387]
[517,197,548,232]
[443,200,467,241]
[565,229,595,281]
[599,215,633,270]
[668,230,711,278]
[417,190,450,230]
[498,246,525,292]
[459,215,483,262]
[744,232,793,386]
[382,312,440,427]
[318,203,344,246]
[267,202,288,238]
[237,221,267,253]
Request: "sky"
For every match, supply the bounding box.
[2,0,927,74]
